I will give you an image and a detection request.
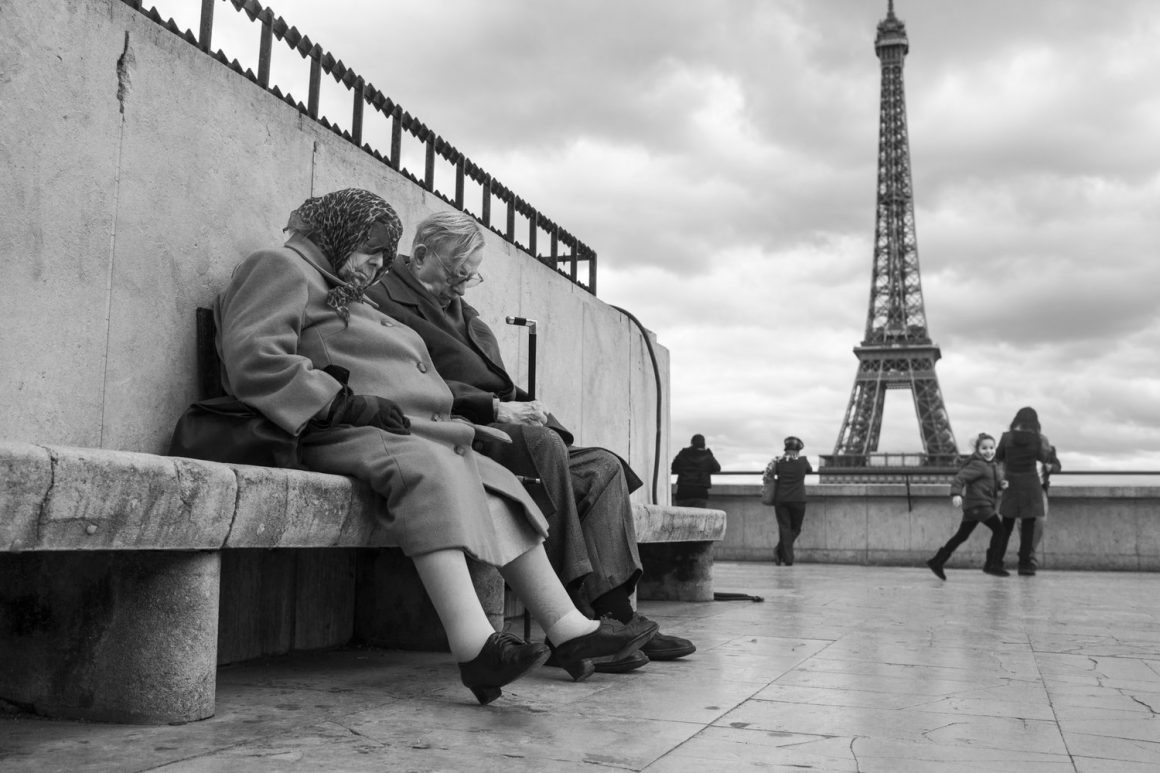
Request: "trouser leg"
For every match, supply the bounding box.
[1018,518,1037,571]
[569,446,643,614]
[940,519,978,559]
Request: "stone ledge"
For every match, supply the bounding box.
[0,441,394,552]
[632,503,727,543]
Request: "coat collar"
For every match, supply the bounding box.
[380,258,480,324]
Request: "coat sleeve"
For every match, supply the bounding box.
[1038,434,1062,473]
[216,249,343,436]
[949,463,981,496]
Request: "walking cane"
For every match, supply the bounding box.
[505,316,539,640]
[504,317,537,400]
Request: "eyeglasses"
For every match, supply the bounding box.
[423,244,484,288]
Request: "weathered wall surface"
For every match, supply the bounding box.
[0,0,670,501]
[709,483,1160,571]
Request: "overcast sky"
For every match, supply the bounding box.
[165,0,1160,474]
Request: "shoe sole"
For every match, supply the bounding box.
[641,643,696,660]
[595,651,650,673]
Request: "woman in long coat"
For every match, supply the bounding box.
[215,189,655,703]
[994,406,1061,576]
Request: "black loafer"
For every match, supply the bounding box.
[458,631,550,705]
[548,615,658,681]
[639,626,696,661]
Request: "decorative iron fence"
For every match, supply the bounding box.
[121,0,598,293]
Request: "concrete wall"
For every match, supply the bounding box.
[709,483,1160,571]
[0,0,670,501]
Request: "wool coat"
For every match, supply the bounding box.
[949,453,1004,521]
[214,234,547,563]
[996,430,1060,521]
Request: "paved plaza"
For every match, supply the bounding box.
[2,562,1159,772]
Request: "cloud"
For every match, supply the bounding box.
[178,0,1160,475]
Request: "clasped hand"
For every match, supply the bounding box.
[496,399,549,426]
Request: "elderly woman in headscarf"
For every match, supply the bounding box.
[214,189,655,704]
[993,406,1061,576]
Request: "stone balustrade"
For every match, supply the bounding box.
[707,483,1160,571]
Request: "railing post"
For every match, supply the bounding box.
[481,175,491,226]
[528,210,538,260]
[588,248,597,294]
[351,77,364,146]
[308,50,321,119]
[505,196,515,242]
[550,229,558,264]
[198,0,214,52]
[389,107,402,169]
[455,156,465,208]
[424,133,435,191]
[257,13,272,87]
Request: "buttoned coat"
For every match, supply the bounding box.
[214,234,547,563]
[996,429,1060,521]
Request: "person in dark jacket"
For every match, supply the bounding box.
[366,210,695,667]
[671,434,721,507]
[995,407,1061,576]
[764,436,813,566]
[926,433,1009,579]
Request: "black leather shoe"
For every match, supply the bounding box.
[983,564,1011,577]
[546,648,649,674]
[640,630,696,661]
[926,558,947,580]
[1018,563,1037,576]
[458,631,550,705]
[548,615,658,682]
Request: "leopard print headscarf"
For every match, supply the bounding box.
[285,189,402,322]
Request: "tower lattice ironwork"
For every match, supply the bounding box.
[830,1,959,473]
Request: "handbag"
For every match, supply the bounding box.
[168,396,305,469]
[761,479,777,506]
[760,457,778,505]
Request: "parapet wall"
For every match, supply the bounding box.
[0,0,670,500]
[709,483,1160,571]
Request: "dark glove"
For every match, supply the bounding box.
[324,390,411,435]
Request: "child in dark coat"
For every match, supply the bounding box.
[926,433,1009,579]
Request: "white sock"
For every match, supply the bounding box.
[546,610,599,646]
[412,550,495,662]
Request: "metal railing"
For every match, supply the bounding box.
[120,0,598,293]
[703,469,1160,512]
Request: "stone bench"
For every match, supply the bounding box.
[633,503,727,602]
[0,441,500,724]
[0,441,725,725]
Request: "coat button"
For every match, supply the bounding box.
[417,362,428,373]
[431,413,441,421]
[454,445,466,455]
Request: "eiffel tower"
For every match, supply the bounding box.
[826,1,960,480]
